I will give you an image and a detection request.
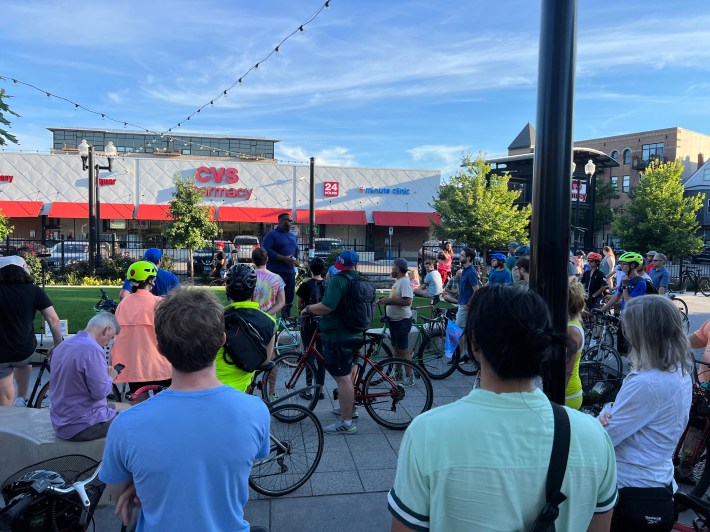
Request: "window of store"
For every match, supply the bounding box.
[622,175,630,192]
[611,176,618,189]
[642,142,664,162]
[622,149,631,165]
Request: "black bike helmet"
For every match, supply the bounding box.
[225,263,257,302]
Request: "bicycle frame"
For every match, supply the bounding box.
[27,348,51,407]
[275,317,301,354]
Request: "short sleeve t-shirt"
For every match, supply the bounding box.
[386,276,413,322]
[254,268,285,313]
[319,270,363,343]
[488,268,512,285]
[0,283,53,363]
[388,388,617,531]
[423,270,443,296]
[100,386,270,532]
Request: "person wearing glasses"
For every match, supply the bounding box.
[649,253,670,295]
[262,213,300,319]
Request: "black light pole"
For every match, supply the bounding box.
[309,157,315,260]
[529,0,577,405]
[79,139,117,274]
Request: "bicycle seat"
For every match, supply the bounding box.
[365,330,388,341]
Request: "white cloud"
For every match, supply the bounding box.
[277,144,358,167]
[107,89,130,104]
[407,145,470,175]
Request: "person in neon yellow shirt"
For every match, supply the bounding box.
[215,264,276,393]
[565,277,585,410]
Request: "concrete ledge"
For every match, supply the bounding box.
[0,407,107,501]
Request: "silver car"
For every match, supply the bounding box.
[232,235,260,262]
[46,241,111,269]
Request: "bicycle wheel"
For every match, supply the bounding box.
[680,311,690,334]
[671,296,689,316]
[249,404,323,497]
[700,277,710,297]
[34,383,121,408]
[362,358,433,430]
[415,332,458,380]
[262,352,318,421]
[581,345,623,382]
[33,381,51,408]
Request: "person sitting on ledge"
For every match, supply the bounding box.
[49,312,129,441]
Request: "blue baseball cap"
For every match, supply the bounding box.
[334,250,359,271]
[490,253,506,261]
[144,248,163,264]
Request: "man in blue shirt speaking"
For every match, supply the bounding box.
[118,248,179,300]
[261,212,300,318]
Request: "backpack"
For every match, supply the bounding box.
[629,276,657,295]
[337,270,376,332]
[308,279,326,306]
[222,308,268,372]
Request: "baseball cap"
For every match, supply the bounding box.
[216,241,224,247]
[334,250,359,271]
[0,255,30,274]
[646,250,657,257]
[144,248,163,264]
[508,241,519,248]
[393,258,408,271]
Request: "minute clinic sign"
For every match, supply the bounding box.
[193,166,254,200]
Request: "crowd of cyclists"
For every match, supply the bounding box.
[5,209,710,530]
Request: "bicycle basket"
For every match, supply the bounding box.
[1,455,104,532]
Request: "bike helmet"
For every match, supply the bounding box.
[617,251,643,266]
[490,253,506,261]
[587,252,603,262]
[225,263,257,301]
[126,260,157,282]
[514,245,530,257]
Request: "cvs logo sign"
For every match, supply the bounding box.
[195,167,239,184]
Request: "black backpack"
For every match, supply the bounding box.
[629,276,657,295]
[222,308,268,372]
[338,270,376,332]
[308,279,326,306]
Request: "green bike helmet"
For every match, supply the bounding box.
[127,260,157,282]
[617,251,643,266]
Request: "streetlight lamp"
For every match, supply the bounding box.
[584,159,596,250]
[78,139,117,274]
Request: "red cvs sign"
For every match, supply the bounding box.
[196,167,239,184]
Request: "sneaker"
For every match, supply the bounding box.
[401,375,415,387]
[13,397,27,407]
[332,406,360,418]
[323,420,357,435]
[394,371,405,381]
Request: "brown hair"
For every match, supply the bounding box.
[252,247,268,266]
[154,288,225,372]
[516,256,529,272]
[0,265,34,284]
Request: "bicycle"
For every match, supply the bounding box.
[248,387,324,497]
[275,316,302,357]
[673,491,710,531]
[583,309,618,351]
[0,455,104,532]
[679,266,710,296]
[265,328,434,430]
[674,363,710,488]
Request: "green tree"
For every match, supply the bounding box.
[612,160,704,256]
[593,177,619,238]
[0,88,19,146]
[0,210,13,240]
[431,154,531,253]
[163,173,218,281]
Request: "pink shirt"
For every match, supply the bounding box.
[111,290,172,384]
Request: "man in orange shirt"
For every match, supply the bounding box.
[111,261,172,393]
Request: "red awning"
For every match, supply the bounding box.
[135,204,172,221]
[295,210,367,225]
[100,203,134,219]
[0,201,43,218]
[373,211,441,227]
[219,207,287,223]
[48,202,89,218]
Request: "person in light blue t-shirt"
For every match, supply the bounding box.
[100,289,270,532]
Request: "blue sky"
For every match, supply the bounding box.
[1,0,710,176]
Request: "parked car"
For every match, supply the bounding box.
[193,243,235,274]
[313,238,344,260]
[691,247,710,264]
[232,235,260,263]
[45,241,110,269]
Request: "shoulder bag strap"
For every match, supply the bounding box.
[530,402,571,532]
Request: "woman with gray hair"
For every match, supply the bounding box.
[598,294,693,531]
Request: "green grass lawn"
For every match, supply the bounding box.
[37,286,452,334]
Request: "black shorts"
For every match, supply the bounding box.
[611,485,674,531]
[322,339,362,377]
